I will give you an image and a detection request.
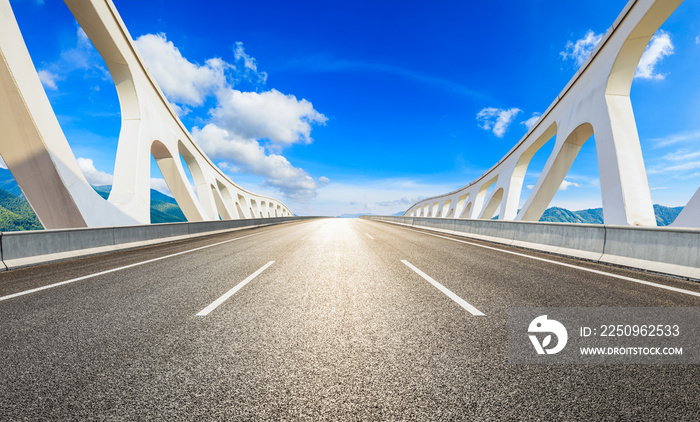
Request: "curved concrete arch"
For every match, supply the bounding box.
[441,200,452,217]
[237,194,252,219]
[461,202,473,219]
[470,176,498,220]
[405,0,685,227]
[209,184,231,220]
[518,123,593,222]
[150,140,205,221]
[479,188,505,220]
[0,0,294,228]
[178,140,218,220]
[235,201,246,219]
[430,202,439,217]
[215,180,237,217]
[454,194,470,218]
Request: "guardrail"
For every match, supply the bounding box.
[360,216,700,280]
[0,217,317,270]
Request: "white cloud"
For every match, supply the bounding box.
[695,36,699,45]
[76,27,90,48]
[193,124,321,200]
[648,146,700,175]
[38,70,59,90]
[77,157,113,186]
[559,180,581,191]
[0,156,7,169]
[662,149,700,162]
[635,31,674,80]
[233,41,268,85]
[560,30,603,66]
[212,88,327,146]
[522,112,541,129]
[476,107,521,138]
[525,184,535,190]
[658,161,700,173]
[135,32,327,199]
[37,26,108,90]
[648,130,700,147]
[150,178,173,197]
[135,33,228,107]
[78,158,175,197]
[285,178,456,216]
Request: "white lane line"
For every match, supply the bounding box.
[0,230,275,303]
[398,226,700,299]
[365,233,375,240]
[401,260,485,316]
[197,261,274,316]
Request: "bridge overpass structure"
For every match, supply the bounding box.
[0,0,293,230]
[0,0,699,420]
[405,0,699,229]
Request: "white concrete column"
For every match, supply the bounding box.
[593,94,656,226]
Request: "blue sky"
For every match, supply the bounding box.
[7,0,700,217]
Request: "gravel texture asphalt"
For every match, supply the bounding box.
[0,218,699,420]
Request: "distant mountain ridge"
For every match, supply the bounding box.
[343,205,683,226]
[0,168,685,230]
[92,185,186,224]
[540,205,683,226]
[0,169,187,230]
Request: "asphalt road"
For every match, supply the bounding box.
[1,218,699,420]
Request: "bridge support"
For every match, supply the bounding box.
[406,0,690,228]
[0,0,293,229]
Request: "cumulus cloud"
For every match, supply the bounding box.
[78,157,174,197]
[193,124,323,200]
[635,31,674,80]
[38,70,59,90]
[150,178,174,196]
[560,30,603,66]
[476,107,521,138]
[134,32,327,200]
[559,180,581,191]
[212,89,327,146]
[0,156,7,169]
[77,157,113,186]
[37,26,108,90]
[233,41,268,85]
[522,112,542,129]
[135,33,229,106]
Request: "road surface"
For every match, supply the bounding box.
[0,218,698,420]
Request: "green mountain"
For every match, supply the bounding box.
[0,168,23,197]
[0,176,187,231]
[539,205,683,226]
[0,188,43,231]
[92,185,187,224]
[0,168,685,230]
[540,207,604,224]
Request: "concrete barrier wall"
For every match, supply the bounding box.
[0,216,317,270]
[361,215,700,280]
